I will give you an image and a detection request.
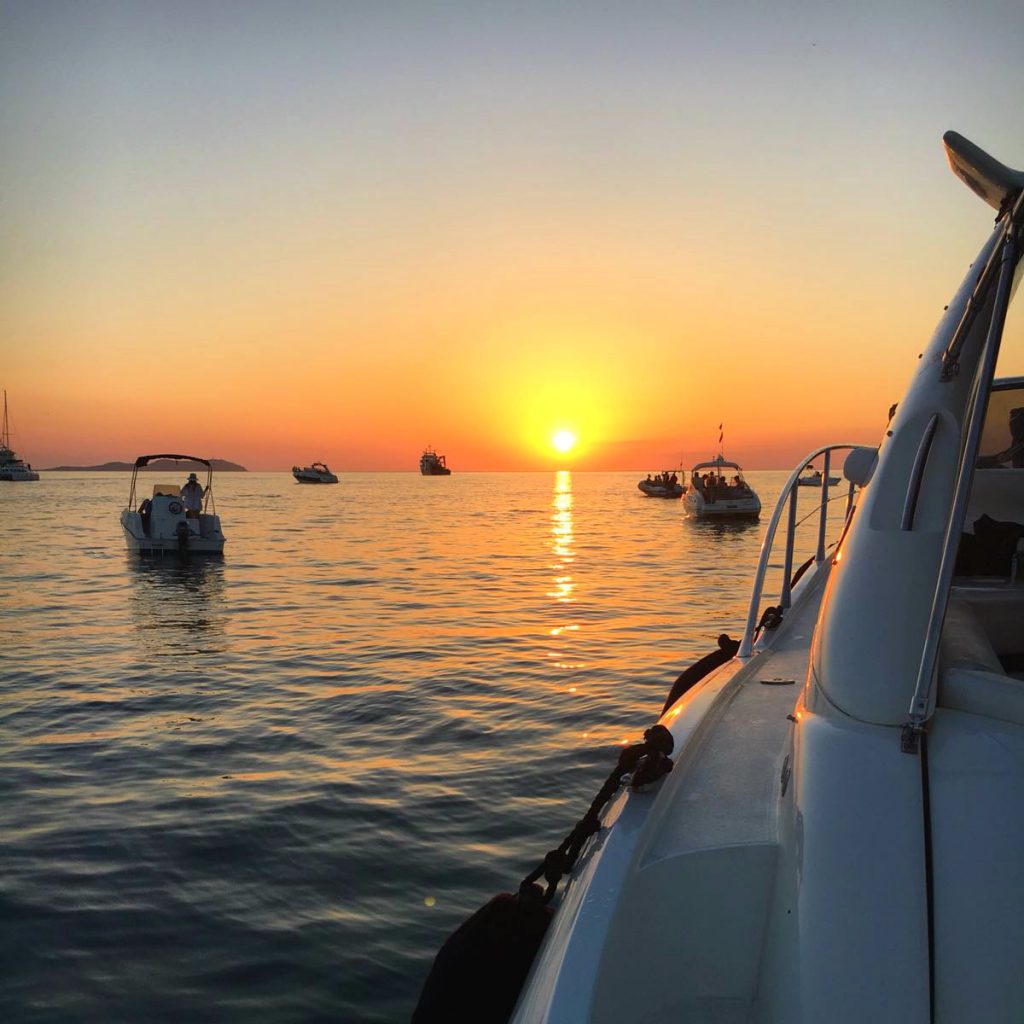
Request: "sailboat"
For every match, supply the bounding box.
[0,391,40,481]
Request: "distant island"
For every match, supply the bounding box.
[44,458,247,472]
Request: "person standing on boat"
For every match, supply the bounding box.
[180,472,207,518]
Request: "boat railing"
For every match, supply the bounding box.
[738,444,863,658]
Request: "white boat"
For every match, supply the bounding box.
[414,132,1024,1024]
[420,447,451,475]
[0,391,39,481]
[683,454,760,517]
[637,472,683,498]
[292,461,339,484]
[797,465,840,486]
[120,454,225,555]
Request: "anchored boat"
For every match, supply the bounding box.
[121,454,225,556]
[415,131,1024,1024]
[797,464,840,487]
[420,447,451,476]
[637,471,683,498]
[683,454,760,517]
[0,391,39,481]
[292,461,339,484]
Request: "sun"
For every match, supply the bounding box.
[552,430,577,454]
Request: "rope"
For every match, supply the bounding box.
[518,724,675,905]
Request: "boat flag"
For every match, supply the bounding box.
[718,424,723,444]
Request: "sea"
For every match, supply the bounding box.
[2,468,838,1023]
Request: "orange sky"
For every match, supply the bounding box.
[2,4,1023,471]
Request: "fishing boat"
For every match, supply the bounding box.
[292,461,339,484]
[637,471,683,498]
[797,464,840,487]
[683,454,760,517]
[414,131,1024,1024]
[0,391,40,481]
[420,447,451,476]
[121,454,225,555]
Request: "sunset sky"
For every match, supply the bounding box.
[2,1,1023,471]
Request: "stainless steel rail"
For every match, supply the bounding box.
[738,444,862,658]
[907,226,1020,725]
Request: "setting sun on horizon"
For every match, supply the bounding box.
[552,430,578,455]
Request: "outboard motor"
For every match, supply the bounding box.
[175,520,190,558]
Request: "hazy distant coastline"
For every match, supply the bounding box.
[43,459,247,472]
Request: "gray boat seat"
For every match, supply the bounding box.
[938,598,1024,725]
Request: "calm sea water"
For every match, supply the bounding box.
[2,469,835,1023]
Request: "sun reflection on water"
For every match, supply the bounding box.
[549,469,574,603]
[547,470,587,678]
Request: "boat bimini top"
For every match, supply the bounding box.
[691,456,742,474]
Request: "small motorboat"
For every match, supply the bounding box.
[637,471,683,498]
[798,465,840,487]
[683,453,760,517]
[420,447,451,475]
[292,461,339,484]
[121,454,225,555]
[0,391,39,481]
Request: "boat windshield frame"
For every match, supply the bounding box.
[127,454,214,513]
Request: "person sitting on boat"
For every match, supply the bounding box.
[180,472,207,518]
[670,472,678,486]
[646,473,653,484]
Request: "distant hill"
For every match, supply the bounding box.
[44,458,247,472]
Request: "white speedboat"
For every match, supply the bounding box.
[797,465,840,487]
[121,454,225,555]
[637,472,683,498]
[414,131,1024,1024]
[683,454,760,517]
[0,391,39,481]
[292,461,339,484]
[420,447,451,475]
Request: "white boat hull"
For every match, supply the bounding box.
[121,508,225,555]
[684,489,760,517]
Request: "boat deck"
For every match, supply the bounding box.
[648,608,816,862]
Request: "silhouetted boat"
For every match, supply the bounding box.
[798,465,840,487]
[420,447,451,475]
[637,472,683,498]
[292,461,338,484]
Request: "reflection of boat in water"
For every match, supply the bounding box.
[120,454,225,556]
[292,461,339,484]
[0,391,39,481]
[797,465,840,487]
[683,454,760,517]
[420,447,451,475]
[637,471,683,498]
[416,131,1024,1024]
[129,557,227,655]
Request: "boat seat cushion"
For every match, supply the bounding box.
[938,599,1024,724]
[939,600,1003,676]
[939,667,1024,726]
[951,586,1024,657]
